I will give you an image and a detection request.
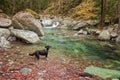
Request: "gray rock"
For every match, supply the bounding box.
[20,67,32,75]
[0,62,3,67]
[77,29,88,35]
[38,77,43,80]
[0,28,11,38]
[86,20,99,26]
[10,29,40,44]
[98,30,111,40]
[8,60,14,66]
[72,20,88,30]
[59,18,77,29]
[12,11,44,36]
[110,32,118,38]
[0,18,12,27]
[116,35,120,43]
[0,35,11,49]
[7,36,16,42]
[86,28,101,35]
[72,20,98,30]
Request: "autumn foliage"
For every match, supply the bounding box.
[70,0,96,19]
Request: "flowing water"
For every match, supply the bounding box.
[41,28,120,69]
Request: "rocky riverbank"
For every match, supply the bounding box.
[0,9,120,79]
[0,9,120,49]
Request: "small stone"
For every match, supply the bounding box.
[38,77,44,80]
[0,62,3,66]
[20,67,32,75]
[38,70,46,76]
[42,70,46,73]
[5,55,9,59]
[5,72,12,76]
[9,60,14,66]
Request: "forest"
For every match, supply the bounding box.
[0,0,120,80]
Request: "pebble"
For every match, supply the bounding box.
[38,77,44,80]
[0,62,3,66]
[20,67,32,75]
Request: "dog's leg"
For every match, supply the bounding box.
[45,53,48,58]
[35,52,40,59]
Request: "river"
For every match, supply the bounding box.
[41,28,120,69]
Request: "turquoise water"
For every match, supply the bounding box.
[41,29,120,61]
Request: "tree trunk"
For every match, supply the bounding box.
[100,0,107,27]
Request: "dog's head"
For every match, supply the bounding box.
[45,45,51,50]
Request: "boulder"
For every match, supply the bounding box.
[110,32,118,38]
[10,29,40,44]
[0,28,11,38]
[72,20,88,30]
[12,11,44,36]
[72,20,99,30]
[0,18,12,27]
[86,28,101,35]
[116,35,120,43]
[40,15,77,29]
[0,35,11,49]
[98,30,111,40]
[77,29,88,35]
[59,18,77,29]
[86,20,99,26]
[0,17,12,28]
[0,13,11,28]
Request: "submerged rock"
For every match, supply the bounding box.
[12,11,44,36]
[10,29,40,44]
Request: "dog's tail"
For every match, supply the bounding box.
[29,53,35,56]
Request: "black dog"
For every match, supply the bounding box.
[29,46,51,59]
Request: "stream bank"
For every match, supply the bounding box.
[0,11,120,79]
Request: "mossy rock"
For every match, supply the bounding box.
[25,9,40,19]
[84,66,120,79]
